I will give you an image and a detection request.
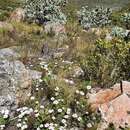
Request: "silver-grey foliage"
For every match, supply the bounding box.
[24,0,67,24]
[111,26,128,39]
[77,6,112,29]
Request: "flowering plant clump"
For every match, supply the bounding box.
[24,0,67,24]
[24,84,100,130]
[0,61,100,130]
[111,26,127,39]
[77,6,112,29]
[0,109,11,130]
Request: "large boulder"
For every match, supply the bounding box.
[0,60,31,111]
[44,22,67,43]
[88,81,130,129]
[9,8,25,22]
[88,81,130,110]
[0,48,20,60]
[0,48,42,112]
[44,22,66,36]
[98,94,130,129]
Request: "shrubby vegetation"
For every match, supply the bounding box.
[24,0,67,24]
[111,26,127,39]
[121,12,130,29]
[0,0,21,21]
[0,63,100,130]
[77,6,112,29]
[1,0,130,130]
[82,39,130,87]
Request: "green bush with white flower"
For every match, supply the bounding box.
[0,61,100,130]
[111,26,127,39]
[24,0,67,24]
[77,6,112,29]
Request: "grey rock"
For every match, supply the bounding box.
[0,48,20,60]
[0,49,42,113]
[29,70,42,80]
[41,43,68,59]
[0,60,31,111]
[44,22,66,36]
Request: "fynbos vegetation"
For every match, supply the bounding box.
[0,0,130,130]
[24,0,67,24]
[77,6,112,29]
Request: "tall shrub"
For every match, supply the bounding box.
[24,0,67,24]
[82,39,130,88]
[77,6,112,29]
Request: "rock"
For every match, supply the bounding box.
[99,94,130,129]
[88,81,130,110]
[88,81,130,129]
[44,22,66,36]
[0,60,31,111]
[9,8,25,22]
[29,70,42,80]
[41,43,68,59]
[0,48,20,60]
[0,57,42,112]
[44,22,67,43]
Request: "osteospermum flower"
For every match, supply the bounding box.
[87,123,92,128]
[30,96,35,100]
[76,90,80,94]
[39,124,43,128]
[87,85,92,90]
[35,101,39,104]
[64,115,69,119]
[16,123,22,128]
[35,113,40,117]
[3,114,9,119]
[40,105,44,109]
[44,123,49,128]
[67,108,71,115]
[52,116,56,120]
[48,109,54,114]
[39,79,43,83]
[36,88,39,91]
[61,119,66,124]
[37,127,40,130]
[53,100,59,105]
[21,124,28,130]
[72,113,78,118]
[51,97,55,101]
[80,91,85,96]
[58,109,62,113]
[55,87,59,91]
[0,125,5,130]
[78,117,82,121]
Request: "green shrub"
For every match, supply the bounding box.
[24,0,67,24]
[0,0,21,21]
[77,6,112,29]
[121,12,130,29]
[82,39,130,88]
[111,26,127,39]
